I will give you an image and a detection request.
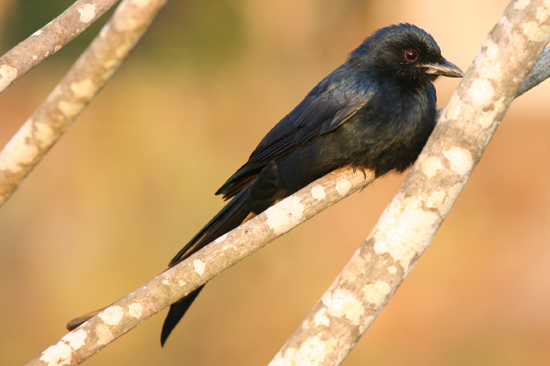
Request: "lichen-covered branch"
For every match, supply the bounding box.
[0,0,166,207]
[25,168,376,366]
[0,0,120,94]
[269,1,550,365]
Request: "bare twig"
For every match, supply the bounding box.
[269,1,550,365]
[26,168,375,366]
[0,0,120,94]
[0,0,166,207]
[517,44,550,96]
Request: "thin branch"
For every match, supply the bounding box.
[517,44,550,96]
[269,1,550,365]
[0,0,120,94]
[26,168,376,366]
[0,0,166,207]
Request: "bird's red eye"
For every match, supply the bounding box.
[405,50,418,61]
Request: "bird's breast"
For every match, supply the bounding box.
[340,84,437,175]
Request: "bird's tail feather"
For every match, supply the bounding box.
[168,186,253,266]
[161,187,254,344]
[160,285,204,346]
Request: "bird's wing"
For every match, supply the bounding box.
[217,72,378,199]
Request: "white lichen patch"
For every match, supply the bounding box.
[58,100,84,118]
[193,259,205,276]
[335,178,352,196]
[95,323,114,346]
[215,233,227,243]
[522,21,550,42]
[478,40,502,80]
[469,79,495,106]
[322,289,363,325]
[472,92,505,130]
[34,121,56,148]
[364,252,372,262]
[98,306,124,326]
[426,190,446,209]
[103,57,119,70]
[115,43,132,59]
[442,96,462,121]
[364,281,391,305]
[62,328,88,349]
[485,39,500,60]
[271,336,336,366]
[266,196,304,235]
[514,0,531,10]
[0,64,17,91]
[487,60,502,80]
[313,308,330,327]
[77,4,96,23]
[268,353,286,366]
[70,79,96,99]
[536,6,550,22]
[128,303,143,319]
[497,15,512,30]
[373,195,437,269]
[420,156,443,179]
[132,0,153,7]
[311,185,326,200]
[114,16,139,33]
[387,265,397,274]
[177,279,187,287]
[444,147,473,176]
[40,343,73,366]
[0,121,39,172]
[0,64,17,80]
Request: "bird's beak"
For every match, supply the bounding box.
[424,59,464,78]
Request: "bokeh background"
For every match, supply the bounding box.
[1,0,549,365]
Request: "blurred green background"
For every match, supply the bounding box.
[1,0,550,365]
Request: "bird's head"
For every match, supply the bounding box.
[350,23,463,88]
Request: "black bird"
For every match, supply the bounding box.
[160,23,462,345]
[66,23,463,345]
